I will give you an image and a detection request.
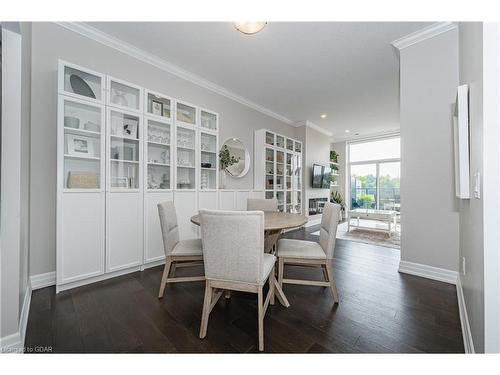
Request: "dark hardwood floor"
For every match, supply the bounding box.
[25,225,464,353]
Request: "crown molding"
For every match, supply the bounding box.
[294,120,333,137]
[391,22,457,51]
[333,128,400,143]
[54,22,294,125]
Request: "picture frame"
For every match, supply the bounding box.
[151,100,163,116]
[122,117,138,139]
[67,134,94,158]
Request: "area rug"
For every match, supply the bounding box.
[311,220,401,249]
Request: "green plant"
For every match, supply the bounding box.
[359,193,375,208]
[330,150,339,163]
[330,191,344,209]
[219,145,240,171]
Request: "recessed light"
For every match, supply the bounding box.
[345,130,350,133]
[233,22,267,35]
[320,114,327,119]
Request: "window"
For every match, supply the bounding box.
[348,137,400,211]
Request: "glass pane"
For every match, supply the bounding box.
[276,135,285,148]
[293,155,302,191]
[147,120,170,190]
[147,93,171,118]
[110,161,139,189]
[265,132,274,146]
[176,102,196,125]
[350,164,377,209]
[201,110,217,130]
[266,175,274,190]
[277,191,284,212]
[294,141,302,153]
[265,191,274,199]
[63,100,101,189]
[349,137,400,163]
[200,169,216,190]
[110,80,140,111]
[177,127,196,189]
[276,175,284,190]
[110,111,140,139]
[379,162,400,212]
[286,139,294,151]
[265,148,274,162]
[276,150,284,164]
[64,66,101,101]
[200,133,217,153]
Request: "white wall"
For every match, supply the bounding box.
[399,28,460,271]
[0,22,31,348]
[29,22,298,276]
[299,124,331,216]
[458,21,485,353]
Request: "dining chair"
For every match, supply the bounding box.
[198,210,276,351]
[247,198,278,212]
[157,201,204,298]
[277,202,341,303]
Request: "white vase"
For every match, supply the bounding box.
[219,170,227,189]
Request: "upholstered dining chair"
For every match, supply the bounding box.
[277,202,341,303]
[198,210,276,351]
[247,198,278,212]
[157,201,204,298]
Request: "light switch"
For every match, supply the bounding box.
[473,171,481,199]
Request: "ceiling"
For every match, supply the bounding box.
[86,22,429,140]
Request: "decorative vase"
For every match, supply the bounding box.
[219,170,227,189]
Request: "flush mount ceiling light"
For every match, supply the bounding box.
[320,114,327,119]
[345,129,350,133]
[233,22,267,35]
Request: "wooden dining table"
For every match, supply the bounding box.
[190,211,308,308]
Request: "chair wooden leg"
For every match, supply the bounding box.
[170,262,177,277]
[322,263,329,287]
[199,280,212,339]
[278,257,284,288]
[325,264,339,303]
[258,287,264,351]
[225,290,231,299]
[158,257,172,298]
[270,266,275,305]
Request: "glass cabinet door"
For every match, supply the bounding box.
[176,102,197,126]
[276,135,285,148]
[146,118,171,190]
[265,148,274,191]
[146,91,172,120]
[108,110,141,189]
[200,132,217,190]
[294,141,302,153]
[286,138,294,151]
[62,97,103,190]
[265,131,275,146]
[176,126,196,189]
[60,62,104,103]
[108,78,142,112]
[200,110,218,131]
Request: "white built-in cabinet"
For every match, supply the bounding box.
[56,60,223,292]
[254,129,303,214]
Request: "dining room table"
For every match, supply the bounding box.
[190,211,308,308]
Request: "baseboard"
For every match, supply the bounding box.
[457,276,475,353]
[398,260,458,284]
[30,271,56,290]
[0,281,32,353]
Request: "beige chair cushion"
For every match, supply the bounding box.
[262,253,276,282]
[277,239,326,259]
[171,238,203,256]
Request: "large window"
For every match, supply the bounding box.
[348,137,400,211]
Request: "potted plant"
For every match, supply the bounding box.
[330,190,345,221]
[219,145,240,188]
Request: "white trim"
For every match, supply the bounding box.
[345,130,401,145]
[456,276,475,353]
[0,282,31,353]
[294,120,333,137]
[391,22,457,51]
[30,271,56,290]
[398,260,458,285]
[54,22,294,126]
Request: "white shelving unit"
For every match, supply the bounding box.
[254,129,303,213]
[56,60,220,292]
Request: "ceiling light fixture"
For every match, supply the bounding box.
[233,22,267,35]
[320,114,327,119]
[345,130,350,133]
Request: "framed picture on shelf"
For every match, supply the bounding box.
[123,117,138,139]
[151,100,163,116]
[67,134,94,157]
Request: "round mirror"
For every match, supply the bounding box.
[220,138,250,178]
